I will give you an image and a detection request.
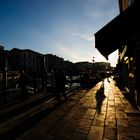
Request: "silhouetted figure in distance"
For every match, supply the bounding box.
[54,69,67,102]
[18,70,29,98]
[100,72,106,88]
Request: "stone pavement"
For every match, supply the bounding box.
[16,78,140,140]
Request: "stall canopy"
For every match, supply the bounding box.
[94,2,140,60]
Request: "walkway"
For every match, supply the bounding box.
[16,78,140,140]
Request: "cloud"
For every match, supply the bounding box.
[67,32,95,42]
[108,50,118,67]
[80,0,119,20]
[45,40,95,63]
[53,42,84,62]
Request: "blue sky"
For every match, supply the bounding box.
[0,0,119,66]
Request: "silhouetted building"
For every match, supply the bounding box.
[94,62,111,73]
[63,60,75,75]
[9,48,43,74]
[94,0,140,107]
[44,54,64,72]
[75,61,93,72]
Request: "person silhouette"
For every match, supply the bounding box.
[95,84,105,114]
[54,69,67,102]
[18,70,29,98]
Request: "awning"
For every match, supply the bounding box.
[94,2,140,60]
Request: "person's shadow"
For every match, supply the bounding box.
[95,84,106,114]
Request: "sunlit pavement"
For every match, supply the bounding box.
[17,78,140,140]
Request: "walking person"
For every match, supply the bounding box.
[18,70,30,99]
[95,86,105,114]
[60,70,67,100]
[54,69,67,102]
[100,72,106,88]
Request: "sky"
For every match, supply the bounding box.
[0,0,119,67]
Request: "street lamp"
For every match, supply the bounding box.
[92,57,95,68]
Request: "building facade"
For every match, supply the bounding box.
[9,48,43,75]
[94,0,140,107]
[44,54,64,72]
[117,0,140,106]
[75,61,93,72]
[94,62,111,73]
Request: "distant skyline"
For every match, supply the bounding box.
[0,0,119,67]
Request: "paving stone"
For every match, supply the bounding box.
[81,103,91,108]
[19,125,51,140]
[116,111,126,118]
[59,127,74,137]
[106,111,116,118]
[78,118,92,128]
[107,107,116,112]
[53,134,70,140]
[85,108,96,116]
[117,118,129,127]
[102,100,107,105]
[115,97,121,101]
[64,120,78,129]
[95,112,106,119]
[117,126,133,137]
[92,118,104,127]
[83,114,94,120]
[101,106,107,112]
[75,127,89,134]
[118,134,134,140]
[115,100,122,105]
[40,117,59,127]
[105,117,116,127]
[115,106,125,111]
[87,126,103,140]
[14,79,140,140]
[70,133,87,140]
[104,125,116,139]
[90,102,96,108]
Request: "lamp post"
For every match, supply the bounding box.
[92,57,95,69]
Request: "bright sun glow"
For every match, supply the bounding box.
[108,50,118,67]
[94,49,118,67]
